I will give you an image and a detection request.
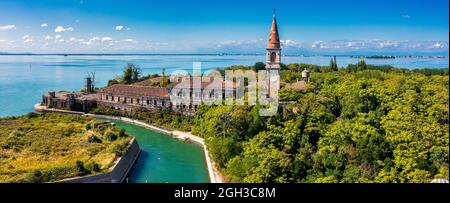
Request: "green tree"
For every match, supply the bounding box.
[123,63,141,84]
[329,56,338,71]
[253,62,266,71]
[356,60,368,71]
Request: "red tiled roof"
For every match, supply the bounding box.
[101,84,169,97]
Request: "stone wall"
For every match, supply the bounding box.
[57,138,140,183]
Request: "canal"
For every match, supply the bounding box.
[114,121,210,183]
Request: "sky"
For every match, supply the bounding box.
[0,0,448,54]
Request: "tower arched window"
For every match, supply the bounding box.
[270,52,276,63]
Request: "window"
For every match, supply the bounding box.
[131,98,134,104]
[111,96,114,101]
[270,52,276,63]
[106,95,109,100]
[162,101,165,106]
[137,99,140,104]
[118,97,120,102]
[147,99,150,105]
[154,100,157,106]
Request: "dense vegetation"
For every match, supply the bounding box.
[0,113,132,183]
[192,62,449,183]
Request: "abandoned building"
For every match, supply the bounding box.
[41,91,98,112]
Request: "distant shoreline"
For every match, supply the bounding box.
[0,53,448,58]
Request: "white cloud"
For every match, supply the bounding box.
[45,35,53,40]
[69,37,76,42]
[54,26,74,33]
[115,25,124,31]
[41,23,48,28]
[311,41,323,48]
[22,35,34,44]
[102,37,113,42]
[89,36,101,42]
[0,25,16,30]
[55,35,62,39]
[123,39,137,43]
[431,42,446,49]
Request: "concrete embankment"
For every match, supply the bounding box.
[56,138,141,183]
[35,104,225,183]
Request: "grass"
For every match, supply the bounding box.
[0,112,132,183]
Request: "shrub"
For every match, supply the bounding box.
[87,134,102,143]
[84,161,101,173]
[75,161,89,176]
[26,112,39,119]
[110,143,129,156]
[104,131,118,141]
[119,129,126,137]
[85,123,92,130]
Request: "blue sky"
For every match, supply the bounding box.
[0,0,448,54]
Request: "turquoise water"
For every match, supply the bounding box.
[0,54,448,117]
[114,121,209,183]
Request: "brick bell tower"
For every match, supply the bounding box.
[266,9,281,69]
[265,9,281,97]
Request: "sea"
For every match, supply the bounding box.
[0,54,448,117]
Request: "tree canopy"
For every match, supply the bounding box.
[192,63,449,183]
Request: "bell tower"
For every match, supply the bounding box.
[265,9,281,98]
[266,9,281,70]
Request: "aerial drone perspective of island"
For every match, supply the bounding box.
[0,0,448,200]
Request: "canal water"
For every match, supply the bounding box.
[113,121,210,183]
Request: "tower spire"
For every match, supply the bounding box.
[267,9,280,49]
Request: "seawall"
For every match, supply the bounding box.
[56,138,141,183]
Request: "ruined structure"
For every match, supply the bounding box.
[41,91,97,112]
